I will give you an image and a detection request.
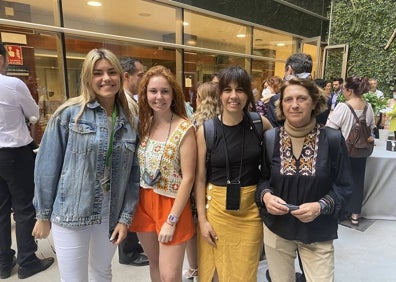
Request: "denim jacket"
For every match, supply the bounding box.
[33,100,139,235]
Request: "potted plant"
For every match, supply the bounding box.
[336,92,387,115]
[362,92,387,115]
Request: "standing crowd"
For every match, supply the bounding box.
[0,41,390,282]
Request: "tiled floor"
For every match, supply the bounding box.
[6,218,396,281]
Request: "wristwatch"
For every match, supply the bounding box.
[167,214,179,226]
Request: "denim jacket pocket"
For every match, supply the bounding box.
[68,121,96,153]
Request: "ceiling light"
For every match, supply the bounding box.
[236,34,246,38]
[87,1,102,7]
[183,21,189,26]
[186,39,197,46]
[276,43,286,46]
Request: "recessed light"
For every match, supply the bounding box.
[276,43,286,46]
[138,12,151,17]
[87,1,102,7]
[183,21,189,26]
[236,34,246,38]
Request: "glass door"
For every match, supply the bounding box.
[321,44,349,81]
[300,36,322,78]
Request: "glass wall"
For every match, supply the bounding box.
[1,0,325,142]
[183,11,249,53]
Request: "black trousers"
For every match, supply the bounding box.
[0,145,38,268]
[118,231,141,262]
[347,157,367,214]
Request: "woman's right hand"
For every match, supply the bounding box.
[199,220,218,246]
[32,220,51,239]
[263,193,289,215]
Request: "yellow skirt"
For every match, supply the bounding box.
[197,184,263,282]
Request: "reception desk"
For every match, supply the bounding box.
[361,140,396,220]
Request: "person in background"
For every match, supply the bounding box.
[386,91,396,140]
[324,80,332,95]
[195,66,272,282]
[260,76,283,124]
[330,78,343,111]
[253,84,267,116]
[117,56,149,267]
[314,78,332,124]
[184,81,219,280]
[0,42,54,280]
[32,48,140,281]
[120,56,144,114]
[326,76,375,225]
[211,72,220,84]
[368,78,384,99]
[257,78,353,281]
[129,65,196,282]
[267,53,313,128]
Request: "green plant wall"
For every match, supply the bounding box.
[329,0,396,98]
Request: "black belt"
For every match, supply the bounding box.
[0,142,35,151]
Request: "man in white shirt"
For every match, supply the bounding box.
[118,57,149,266]
[368,78,384,99]
[120,57,144,116]
[0,42,54,279]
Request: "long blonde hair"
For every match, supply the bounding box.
[52,48,135,130]
[190,82,219,127]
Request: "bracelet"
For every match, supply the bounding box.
[165,221,176,227]
[318,195,334,215]
[167,214,179,226]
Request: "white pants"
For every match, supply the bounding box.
[52,192,116,282]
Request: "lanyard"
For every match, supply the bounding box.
[220,115,245,183]
[105,106,118,168]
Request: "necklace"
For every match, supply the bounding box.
[142,113,174,186]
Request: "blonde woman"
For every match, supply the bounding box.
[32,48,140,281]
[191,81,220,127]
[184,81,219,279]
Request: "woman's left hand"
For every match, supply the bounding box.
[109,223,128,245]
[290,202,321,223]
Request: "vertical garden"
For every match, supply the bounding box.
[328,0,396,97]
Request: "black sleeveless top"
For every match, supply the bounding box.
[207,116,262,186]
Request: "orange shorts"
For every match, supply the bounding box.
[130,188,194,245]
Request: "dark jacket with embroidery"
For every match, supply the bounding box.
[255,125,353,244]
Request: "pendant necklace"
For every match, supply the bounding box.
[142,113,173,186]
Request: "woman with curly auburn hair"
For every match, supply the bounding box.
[130,65,197,282]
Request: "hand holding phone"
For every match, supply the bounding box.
[109,234,118,242]
[282,203,299,211]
